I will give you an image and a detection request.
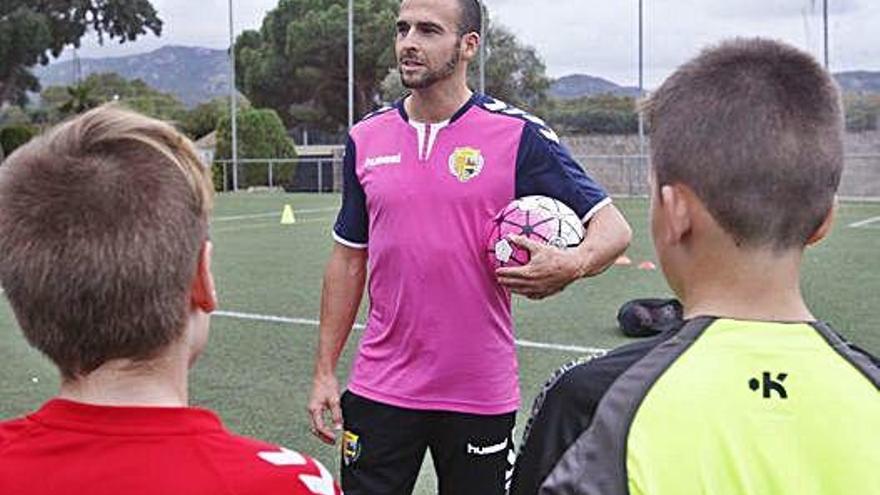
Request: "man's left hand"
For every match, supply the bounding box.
[495,235,583,300]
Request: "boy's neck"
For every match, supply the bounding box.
[58,343,189,408]
[679,244,815,323]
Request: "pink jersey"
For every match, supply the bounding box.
[334,93,610,414]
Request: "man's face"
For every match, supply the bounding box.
[396,0,464,89]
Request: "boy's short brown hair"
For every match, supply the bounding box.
[644,38,844,249]
[0,105,213,379]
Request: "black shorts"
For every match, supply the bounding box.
[340,390,516,495]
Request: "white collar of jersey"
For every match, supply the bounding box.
[409,119,449,161]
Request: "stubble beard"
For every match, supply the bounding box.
[400,47,461,90]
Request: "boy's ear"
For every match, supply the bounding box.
[190,241,217,313]
[659,183,693,246]
[806,202,836,246]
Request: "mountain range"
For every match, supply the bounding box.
[33,45,880,106]
[34,45,230,107]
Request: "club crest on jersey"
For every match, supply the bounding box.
[448,147,484,182]
[342,430,361,466]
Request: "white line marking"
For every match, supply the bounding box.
[213,212,279,222]
[514,339,607,356]
[211,217,333,234]
[215,310,364,329]
[848,215,880,228]
[213,310,607,355]
[213,207,338,222]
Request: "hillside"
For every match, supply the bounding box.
[34,45,230,107]
[835,71,880,93]
[550,74,642,99]
[551,70,880,100]
[33,45,880,106]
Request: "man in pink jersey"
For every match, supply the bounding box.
[0,106,340,495]
[307,0,632,493]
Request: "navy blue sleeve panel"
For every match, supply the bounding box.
[509,329,682,495]
[332,137,368,248]
[822,325,880,373]
[515,123,610,222]
[856,345,880,369]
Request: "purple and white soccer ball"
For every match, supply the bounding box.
[487,195,585,269]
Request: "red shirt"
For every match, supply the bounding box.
[0,399,341,495]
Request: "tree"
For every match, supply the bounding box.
[59,83,100,115]
[42,72,186,122]
[179,96,250,140]
[0,1,162,106]
[545,94,639,135]
[0,105,31,126]
[237,1,551,130]
[377,22,551,112]
[0,125,37,158]
[844,93,880,132]
[235,0,397,131]
[468,23,550,111]
[215,108,298,189]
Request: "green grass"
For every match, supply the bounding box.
[1,193,878,494]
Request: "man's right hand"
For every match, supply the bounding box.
[307,373,343,445]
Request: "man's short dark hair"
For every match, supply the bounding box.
[645,38,844,250]
[0,105,213,379]
[456,0,482,36]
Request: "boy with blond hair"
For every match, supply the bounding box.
[0,106,340,495]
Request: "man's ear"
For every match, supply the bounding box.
[659,183,693,246]
[806,201,836,246]
[190,241,217,313]
[461,32,480,61]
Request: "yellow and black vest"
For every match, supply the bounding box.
[511,316,880,495]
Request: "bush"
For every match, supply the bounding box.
[215,108,297,190]
[0,125,37,160]
[554,108,638,134]
[843,94,880,133]
[545,95,639,135]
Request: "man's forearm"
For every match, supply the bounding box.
[314,247,367,376]
[575,203,632,279]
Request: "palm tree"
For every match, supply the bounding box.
[60,84,99,115]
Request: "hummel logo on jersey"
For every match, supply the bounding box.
[467,438,508,456]
[365,153,402,168]
[749,371,789,399]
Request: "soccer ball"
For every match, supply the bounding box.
[487,195,585,268]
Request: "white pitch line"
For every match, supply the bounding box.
[211,217,333,234]
[514,339,607,357]
[214,309,607,355]
[848,215,880,228]
[215,310,364,329]
[213,207,338,222]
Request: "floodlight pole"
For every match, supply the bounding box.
[228,0,239,191]
[637,0,645,194]
[348,0,354,129]
[479,1,486,94]
[823,0,829,69]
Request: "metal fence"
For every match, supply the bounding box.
[576,154,880,199]
[213,158,341,193]
[213,154,880,200]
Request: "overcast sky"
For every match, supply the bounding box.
[69,0,879,88]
